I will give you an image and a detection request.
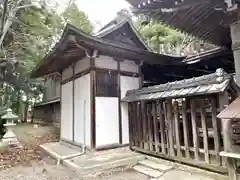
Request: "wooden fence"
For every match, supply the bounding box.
[128,95,227,172]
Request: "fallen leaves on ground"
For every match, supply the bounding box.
[0,124,60,169]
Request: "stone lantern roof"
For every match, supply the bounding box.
[1,108,18,120]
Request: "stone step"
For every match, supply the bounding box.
[139,159,173,171]
[133,165,163,178]
[63,155,144,176]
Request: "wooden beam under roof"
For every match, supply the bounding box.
[186,67,214,73]
[163,73,184,78]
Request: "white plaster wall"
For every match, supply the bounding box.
[55,79,60,98]
[75,57,90,74]
[62,66,73,80]
[95,97,119,147]
[61,81,73,141]
[120,76,140,99]
[95,55,117,70]
[120,60,139,73]
[74,74,91,147]
[120,76,140,144]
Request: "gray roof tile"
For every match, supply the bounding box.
[122,68,235,102]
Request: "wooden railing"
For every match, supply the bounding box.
[128,95,225,171]
[220,118,239,180]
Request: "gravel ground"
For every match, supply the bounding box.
[0,157,149,180]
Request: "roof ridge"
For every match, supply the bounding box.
[131,68,230,95]
[123,68,234,102]
[95,14,152,51]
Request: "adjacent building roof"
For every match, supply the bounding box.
[31,24,185,78]
[217,97,240,119]
[126,0,233,48]
[95,10,151,51]
[183,48,229,63]
[122,68,235,102]
[34,98,60,107]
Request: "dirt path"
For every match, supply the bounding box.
[0,157,148,179]
[0,124,149,179]
[0,124,59,168]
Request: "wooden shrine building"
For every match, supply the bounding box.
[31,10,185,126]
[32,74,61,126]
[31,9,239,151]
[31,21,184,150]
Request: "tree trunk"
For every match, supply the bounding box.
[16,89,20,115]
[22,93,29,123]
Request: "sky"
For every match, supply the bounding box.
[57,0,131,31]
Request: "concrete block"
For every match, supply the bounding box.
[133,165,163,178]
[63,155,143,175]
[139,159,173,171]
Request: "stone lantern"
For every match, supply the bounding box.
[1,108,20,147]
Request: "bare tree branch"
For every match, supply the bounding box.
[1,0,9,33]
[0,1,35,49]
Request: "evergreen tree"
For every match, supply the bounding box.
[0,0,94,121]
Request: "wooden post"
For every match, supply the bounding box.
[147,103,154,151]
[90,53,96,149]
[130,103,135,146]
[138,60,143,88]
[222,118,237,180]
[190,99,199,160]
[117,60,122,144]
[219,91,229,166]
[152,101,160,152]
[141,101,148,149]
[182,100,190,158]
[199,100,210,164]
[164,102,170,156]
[72,64,75,142]
[173,101,182,157]
[136,102,141,147]
[159,101,166,155]
[139,102,144,149]
[211,97,221,165]
[128,103,133,148]
[132,103,137,146]
[166,100,175,156]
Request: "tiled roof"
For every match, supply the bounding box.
[122,68,234,102]
[34,98,60,107]
[95,14,152,51]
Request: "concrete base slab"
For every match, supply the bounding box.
[151,169,217,180]
[139,159,173,171]
[140,156,227,180]
[145,156,227,180]
[41,142,143,176]
[133,164,163,178]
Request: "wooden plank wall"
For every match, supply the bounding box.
[128,96,223,168]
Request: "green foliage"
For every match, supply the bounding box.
[136,19,216,56]
[2,0,93,71]
[62,2,93,34]
[5,4,62,71]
